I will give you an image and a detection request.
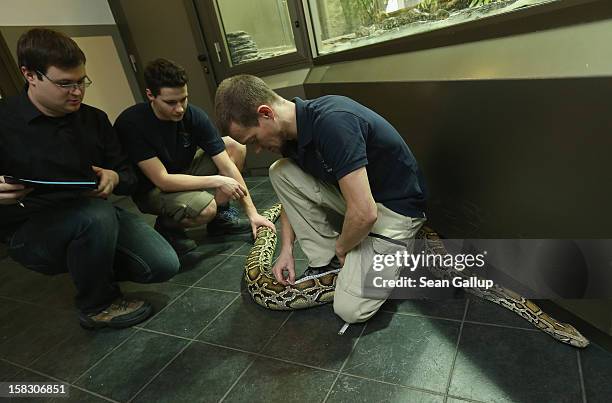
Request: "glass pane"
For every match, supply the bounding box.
[310,0,561,56]
[216,0,297,66]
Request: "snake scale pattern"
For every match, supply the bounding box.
[245,203,589,348]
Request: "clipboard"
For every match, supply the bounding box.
[3,175,98,190]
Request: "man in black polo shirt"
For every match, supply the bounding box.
[0,29,179,329]
[215,74,427,324]
[115,59,274,254]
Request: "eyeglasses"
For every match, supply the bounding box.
[36,70,92,91]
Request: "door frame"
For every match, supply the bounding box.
[191,0,312,82]
[0,31,23,98]
[108,0,219,104]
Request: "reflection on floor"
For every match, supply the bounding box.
[1,176,611,403]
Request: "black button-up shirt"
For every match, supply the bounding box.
[0,90,137,231]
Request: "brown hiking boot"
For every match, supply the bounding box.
[79,298,153,330]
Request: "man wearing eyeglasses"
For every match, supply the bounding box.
[0,28,179,329]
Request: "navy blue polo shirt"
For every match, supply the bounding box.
[290,96,426,218]
[114,103,225,195]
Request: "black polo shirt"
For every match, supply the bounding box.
[0,90,137,232]
[114,103,225,195]
[289,96,426,218]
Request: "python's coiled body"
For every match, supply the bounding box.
[245,203,337,310]
[245,203,589,348]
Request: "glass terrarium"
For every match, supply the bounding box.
[215,0,297,66]
[308,0,561,55]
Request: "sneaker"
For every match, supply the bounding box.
[221,205,240,221]
[206,207,251,236]
[296,256,342,282]
[79,298,153,329]
[155,217,197,255]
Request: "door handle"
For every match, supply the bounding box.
[128,54,138,73]
[214,42,222,63]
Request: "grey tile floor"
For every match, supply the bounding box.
[0,176,611,402]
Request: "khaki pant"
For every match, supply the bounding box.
[269,158,425,323]
[134,149,218,222]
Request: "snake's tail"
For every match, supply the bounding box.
[470,285,590,348]
[421,227,590,349]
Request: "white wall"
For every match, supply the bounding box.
[0,0,138,121]
[0,0,115,26]
[73,35,136,122]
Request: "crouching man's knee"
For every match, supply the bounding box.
[269,158,302,187]
[126,250,180,284]
[198,199,217,223]
[269,157,289,179]
[333,303,363,324]
[333,294,381,324]
[223,136,247,171]
[148,255,180,283]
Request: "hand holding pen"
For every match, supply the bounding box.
[0,175,33,207]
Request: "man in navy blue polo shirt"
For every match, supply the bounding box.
[214,75,427,324]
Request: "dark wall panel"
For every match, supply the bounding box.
[306,79,612,238]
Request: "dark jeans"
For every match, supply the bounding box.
[7,198,179,314]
